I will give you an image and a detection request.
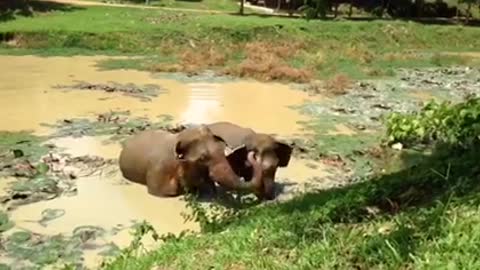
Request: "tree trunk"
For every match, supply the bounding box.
[466,2,471,24]
[333,3,338,18]
[415,0,424,18]
[276,0,281,12]
[239,0,245,15]
[145,0,150,5]
[287,0,293,16]
[348,0,353,17]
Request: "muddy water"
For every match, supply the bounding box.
[0,55,320,267]
[0,55,310,136]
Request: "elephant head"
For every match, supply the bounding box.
[227,133,293,200]
[174,125,263,196]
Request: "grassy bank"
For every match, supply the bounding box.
[102,98,480,269]
[2,5,480,82]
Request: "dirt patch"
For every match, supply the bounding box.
[53,81,166,102]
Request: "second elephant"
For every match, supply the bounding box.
[207,121,293,200]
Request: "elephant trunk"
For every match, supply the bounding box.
[209,151,263,196]
[257,155,278,200]
[262,173,276,200]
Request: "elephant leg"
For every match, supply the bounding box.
[146,169,181,197]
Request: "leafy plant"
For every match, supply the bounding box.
[386,97,480,147]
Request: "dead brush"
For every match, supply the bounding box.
[323,74,353,96]
[225,41,312,83]
[228,55,312,83]
[149,46,227,74]
[180,47,226,71]
[244,41,304,60]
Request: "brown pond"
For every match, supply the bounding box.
[0,55,331,268]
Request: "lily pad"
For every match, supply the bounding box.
[0,211,14,232]
[35,162,50,175]
[8,231,32,243]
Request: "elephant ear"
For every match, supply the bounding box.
[174,139,188,160]
[275,141,293,167]
[213,135,227,144]
[225,144,249,177]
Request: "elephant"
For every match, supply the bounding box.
[207,121,293,200]
[118,125,264,198]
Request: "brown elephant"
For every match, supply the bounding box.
[207,121,293,200]
[118,125,263,198]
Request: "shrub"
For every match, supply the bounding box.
[386,97,480,147]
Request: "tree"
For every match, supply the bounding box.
[459,0,479,23]
[239,0,245,15]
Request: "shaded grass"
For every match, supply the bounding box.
[2,6,480,81]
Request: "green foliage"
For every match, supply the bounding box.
[386,97,480,147]
[300,0,328,20]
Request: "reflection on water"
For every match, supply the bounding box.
[0,55,319,268]
[180,83,223,124]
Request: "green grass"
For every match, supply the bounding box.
[2,6,480,81]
